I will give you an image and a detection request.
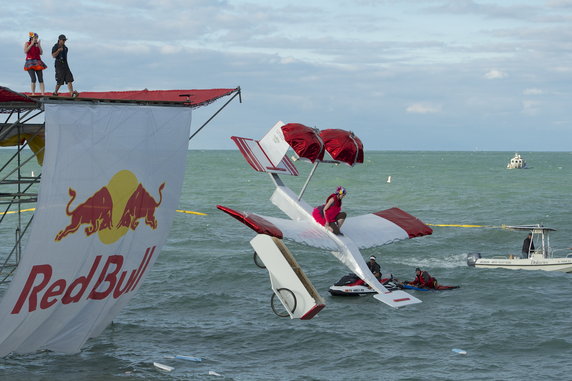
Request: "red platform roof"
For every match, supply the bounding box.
[67,88,240,108]
[1,86,240,109]
[0,86,38,104]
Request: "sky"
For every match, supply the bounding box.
[2,0,571,151]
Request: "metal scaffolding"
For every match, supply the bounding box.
[0,100,44,285]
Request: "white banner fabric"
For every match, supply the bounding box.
[0,103,191,356]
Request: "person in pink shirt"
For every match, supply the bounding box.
[24,32,47,95]
[312,186,347,235]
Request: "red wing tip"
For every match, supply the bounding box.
[300,304,326,320]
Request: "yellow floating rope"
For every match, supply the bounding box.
[176,209,207,216]
[0,208,36,215]
[428,223,508,229]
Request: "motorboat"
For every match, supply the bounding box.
[467,225,572,272]
[506,153,527,169]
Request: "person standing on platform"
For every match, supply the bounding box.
[52,34,78,97]
[24,32,47,95]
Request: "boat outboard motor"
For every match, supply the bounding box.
[466,252,481,267]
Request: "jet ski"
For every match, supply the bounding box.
[328,273,401,296]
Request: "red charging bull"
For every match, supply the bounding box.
[117,183,165,230]
[55,187,114,241]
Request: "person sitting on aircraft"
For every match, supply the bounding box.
[312,186,347,235]
[522,232,535,259]
[407,267,439,289]
[367,255,382,280]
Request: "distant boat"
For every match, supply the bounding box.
[387,176,391,183]
[507,153,527,169]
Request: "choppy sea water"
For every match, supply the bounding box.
[1,150,571,380]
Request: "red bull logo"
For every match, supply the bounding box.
[55,170,165,244]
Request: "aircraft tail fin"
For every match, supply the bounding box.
[259,121,289,166]
[231,121,299,176]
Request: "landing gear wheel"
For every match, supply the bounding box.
[271,288,297,318]
[253,251,266,269]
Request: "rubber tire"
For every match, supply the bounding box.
[270,288,297,318]
[253,251,266,269]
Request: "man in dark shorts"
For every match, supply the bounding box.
[52,34,78,97]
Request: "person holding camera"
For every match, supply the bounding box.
[24,32,47,95]
[51,34,78,97]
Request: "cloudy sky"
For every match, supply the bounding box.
[2,0,571,150]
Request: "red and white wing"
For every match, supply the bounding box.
[217,206,431,251]
[342,208,433,249]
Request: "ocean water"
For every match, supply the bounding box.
[1,150,571,380]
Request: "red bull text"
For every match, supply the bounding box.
[11,246,155,314]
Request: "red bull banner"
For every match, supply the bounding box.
[0,103,192,356]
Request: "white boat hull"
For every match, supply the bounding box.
[474,257,572,273]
